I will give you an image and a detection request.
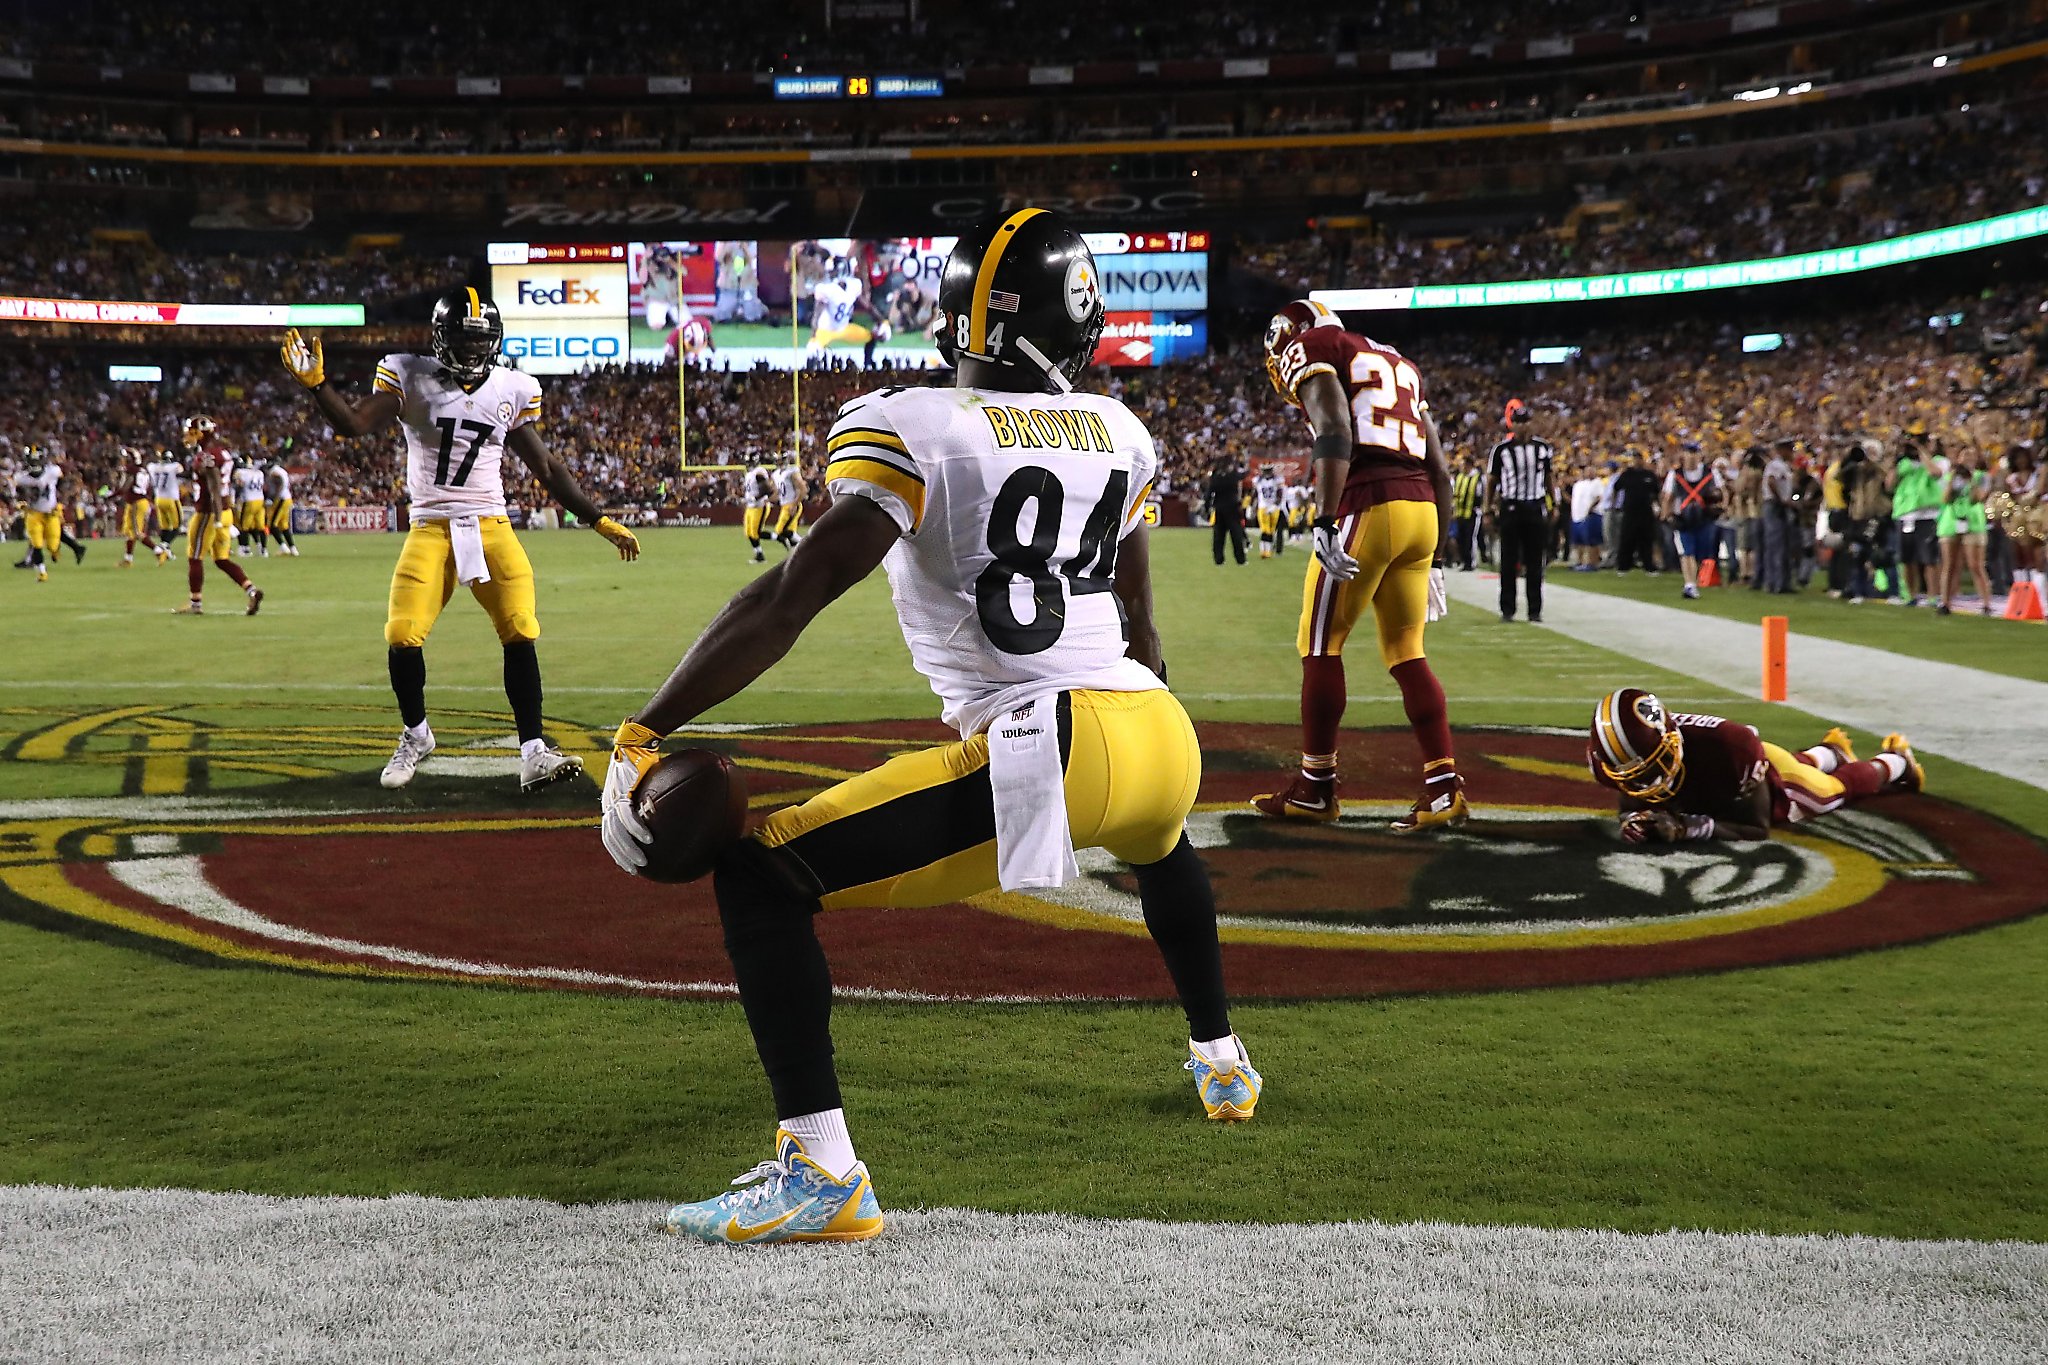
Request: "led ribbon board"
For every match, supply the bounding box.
[0,299,365,326]
[1312,206,2048,312]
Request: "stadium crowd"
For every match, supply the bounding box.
[6,281,2041,616]
[1241,110,2048,293]
[6,0,1795,77]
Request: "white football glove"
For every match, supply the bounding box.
[1426,565,1449,622]
[1311,516,1358,582]
[599,720,661,875]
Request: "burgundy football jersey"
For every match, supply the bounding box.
[1591,713,1773,820]
[1274,327,1436,515]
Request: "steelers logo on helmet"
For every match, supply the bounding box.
[1064,257,1099,324]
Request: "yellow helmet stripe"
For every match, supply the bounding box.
[969,207,1046,356]
[465,287,482,319]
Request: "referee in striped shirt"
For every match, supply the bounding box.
[1483,400,1556,623]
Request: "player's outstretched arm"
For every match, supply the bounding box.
[631,495,902,735]
[506,426,639,560]
[1112,522,1166,681]
[279,329,400,438]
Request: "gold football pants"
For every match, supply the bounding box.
[1297,498,1438,667]
[384,517,538,648]
[757,688,1201,910]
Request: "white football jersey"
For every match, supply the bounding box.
[128,465,150,499]
[773,466,801,503]
[1254,472,1284,511]
[374,354,541,520]
[267,464,292,500]
[825,385,1163,738]
[814,276,862,332]
[148,459,182,501]
[1284,484,1311,513]
[743,467,774,509]
[22,462,62,513]
[233,465,265,502]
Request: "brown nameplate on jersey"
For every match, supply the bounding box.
[983,406,1114,453]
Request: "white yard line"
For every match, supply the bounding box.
[1,1187,2041,1365]
[1445,573,2048,790]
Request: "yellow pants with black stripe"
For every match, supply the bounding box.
[384,517,538,648]
[757,689,1201,910]
[1257,507,1282,550]
[186,513,236,562]
[154,498,181,536]
[810,322,873,349]
[237,500,267,532]
[743,505,768,542]
[268,497,294,532]
[1297,498,1438,667]
[773,503,802,537]
[24,509,63,555]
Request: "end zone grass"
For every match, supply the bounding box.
[1,529,2043,1238]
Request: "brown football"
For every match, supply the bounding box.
[632,749,748,884]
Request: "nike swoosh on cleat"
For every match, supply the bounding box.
[1292,798,1328,811]
[725,1198,816,1243]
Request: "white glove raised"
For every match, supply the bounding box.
[1311,516,1359,582]
[1426,565,1449,622]
[599,720,661,875]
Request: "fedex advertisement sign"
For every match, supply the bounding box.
[490,262,628,319]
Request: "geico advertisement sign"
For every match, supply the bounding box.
[491,262,629,318]
[503,319,629,374]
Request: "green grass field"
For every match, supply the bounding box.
[2,528,2043,1239]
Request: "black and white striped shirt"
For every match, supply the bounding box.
[1485,437,1554,503]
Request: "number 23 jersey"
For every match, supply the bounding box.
[1272,326,1435,515]
[825,386,1163,738]
[373,354,542,521]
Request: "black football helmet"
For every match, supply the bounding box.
[935,209,1105,392]
[430,287,504,383]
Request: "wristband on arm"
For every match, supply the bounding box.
[1681,814,1716,842]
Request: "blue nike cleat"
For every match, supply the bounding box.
[663,1129,885,1245]
[1186,1039,1263,1122]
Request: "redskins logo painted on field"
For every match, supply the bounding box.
[0,707,2040,1002]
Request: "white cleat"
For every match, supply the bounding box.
[519,744,584,793]
[380,727,436,789]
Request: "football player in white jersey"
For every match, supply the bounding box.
[279,289,641,793]
[741,462,775,563]
[770,458,805,549]
[147,451,184,548]
[14,447,64,581]
[805,257,892,362]
[601,211,1257,1246]
[263,459,299,556]
[232,456,269,556]
[1253,466,1286,558]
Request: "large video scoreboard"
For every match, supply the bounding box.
[486,231,1208,375]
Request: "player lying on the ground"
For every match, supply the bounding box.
[1588,687,1924,843]
[279,290,640,793]
[601,210,1258,1246]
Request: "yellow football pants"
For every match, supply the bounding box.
[757,688,1201,911]
[773,503,802,537]
[268,498,294,532]
[120,500,152,539]
[237,500,267,531]
[1297,498,1438,667]
[24,509,63,555]
[154,498,181,535]
[810,322,873,349]
[1763,741,1849,819]
[186,514,236,562]
[743,505,768,541]
[384,517,538,648]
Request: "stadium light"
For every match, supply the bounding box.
[1312,205,2048,312]
[1742,333,1786,353]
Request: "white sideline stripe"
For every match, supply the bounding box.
[3,1187,2042,1365]
[99,856,1058,1005]
[1444,574,2048,791]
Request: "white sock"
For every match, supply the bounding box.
[781,1109,857,1180]
[1875,752,1908,782]
[406,720,433,744]
[520,738,548,762]
[1802,745,1840,774]
[1193,1034,1244,1069]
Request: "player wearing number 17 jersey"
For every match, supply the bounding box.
[600,210,1255,1246]
[279,289,642,793]
[1251,299,1466,833]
